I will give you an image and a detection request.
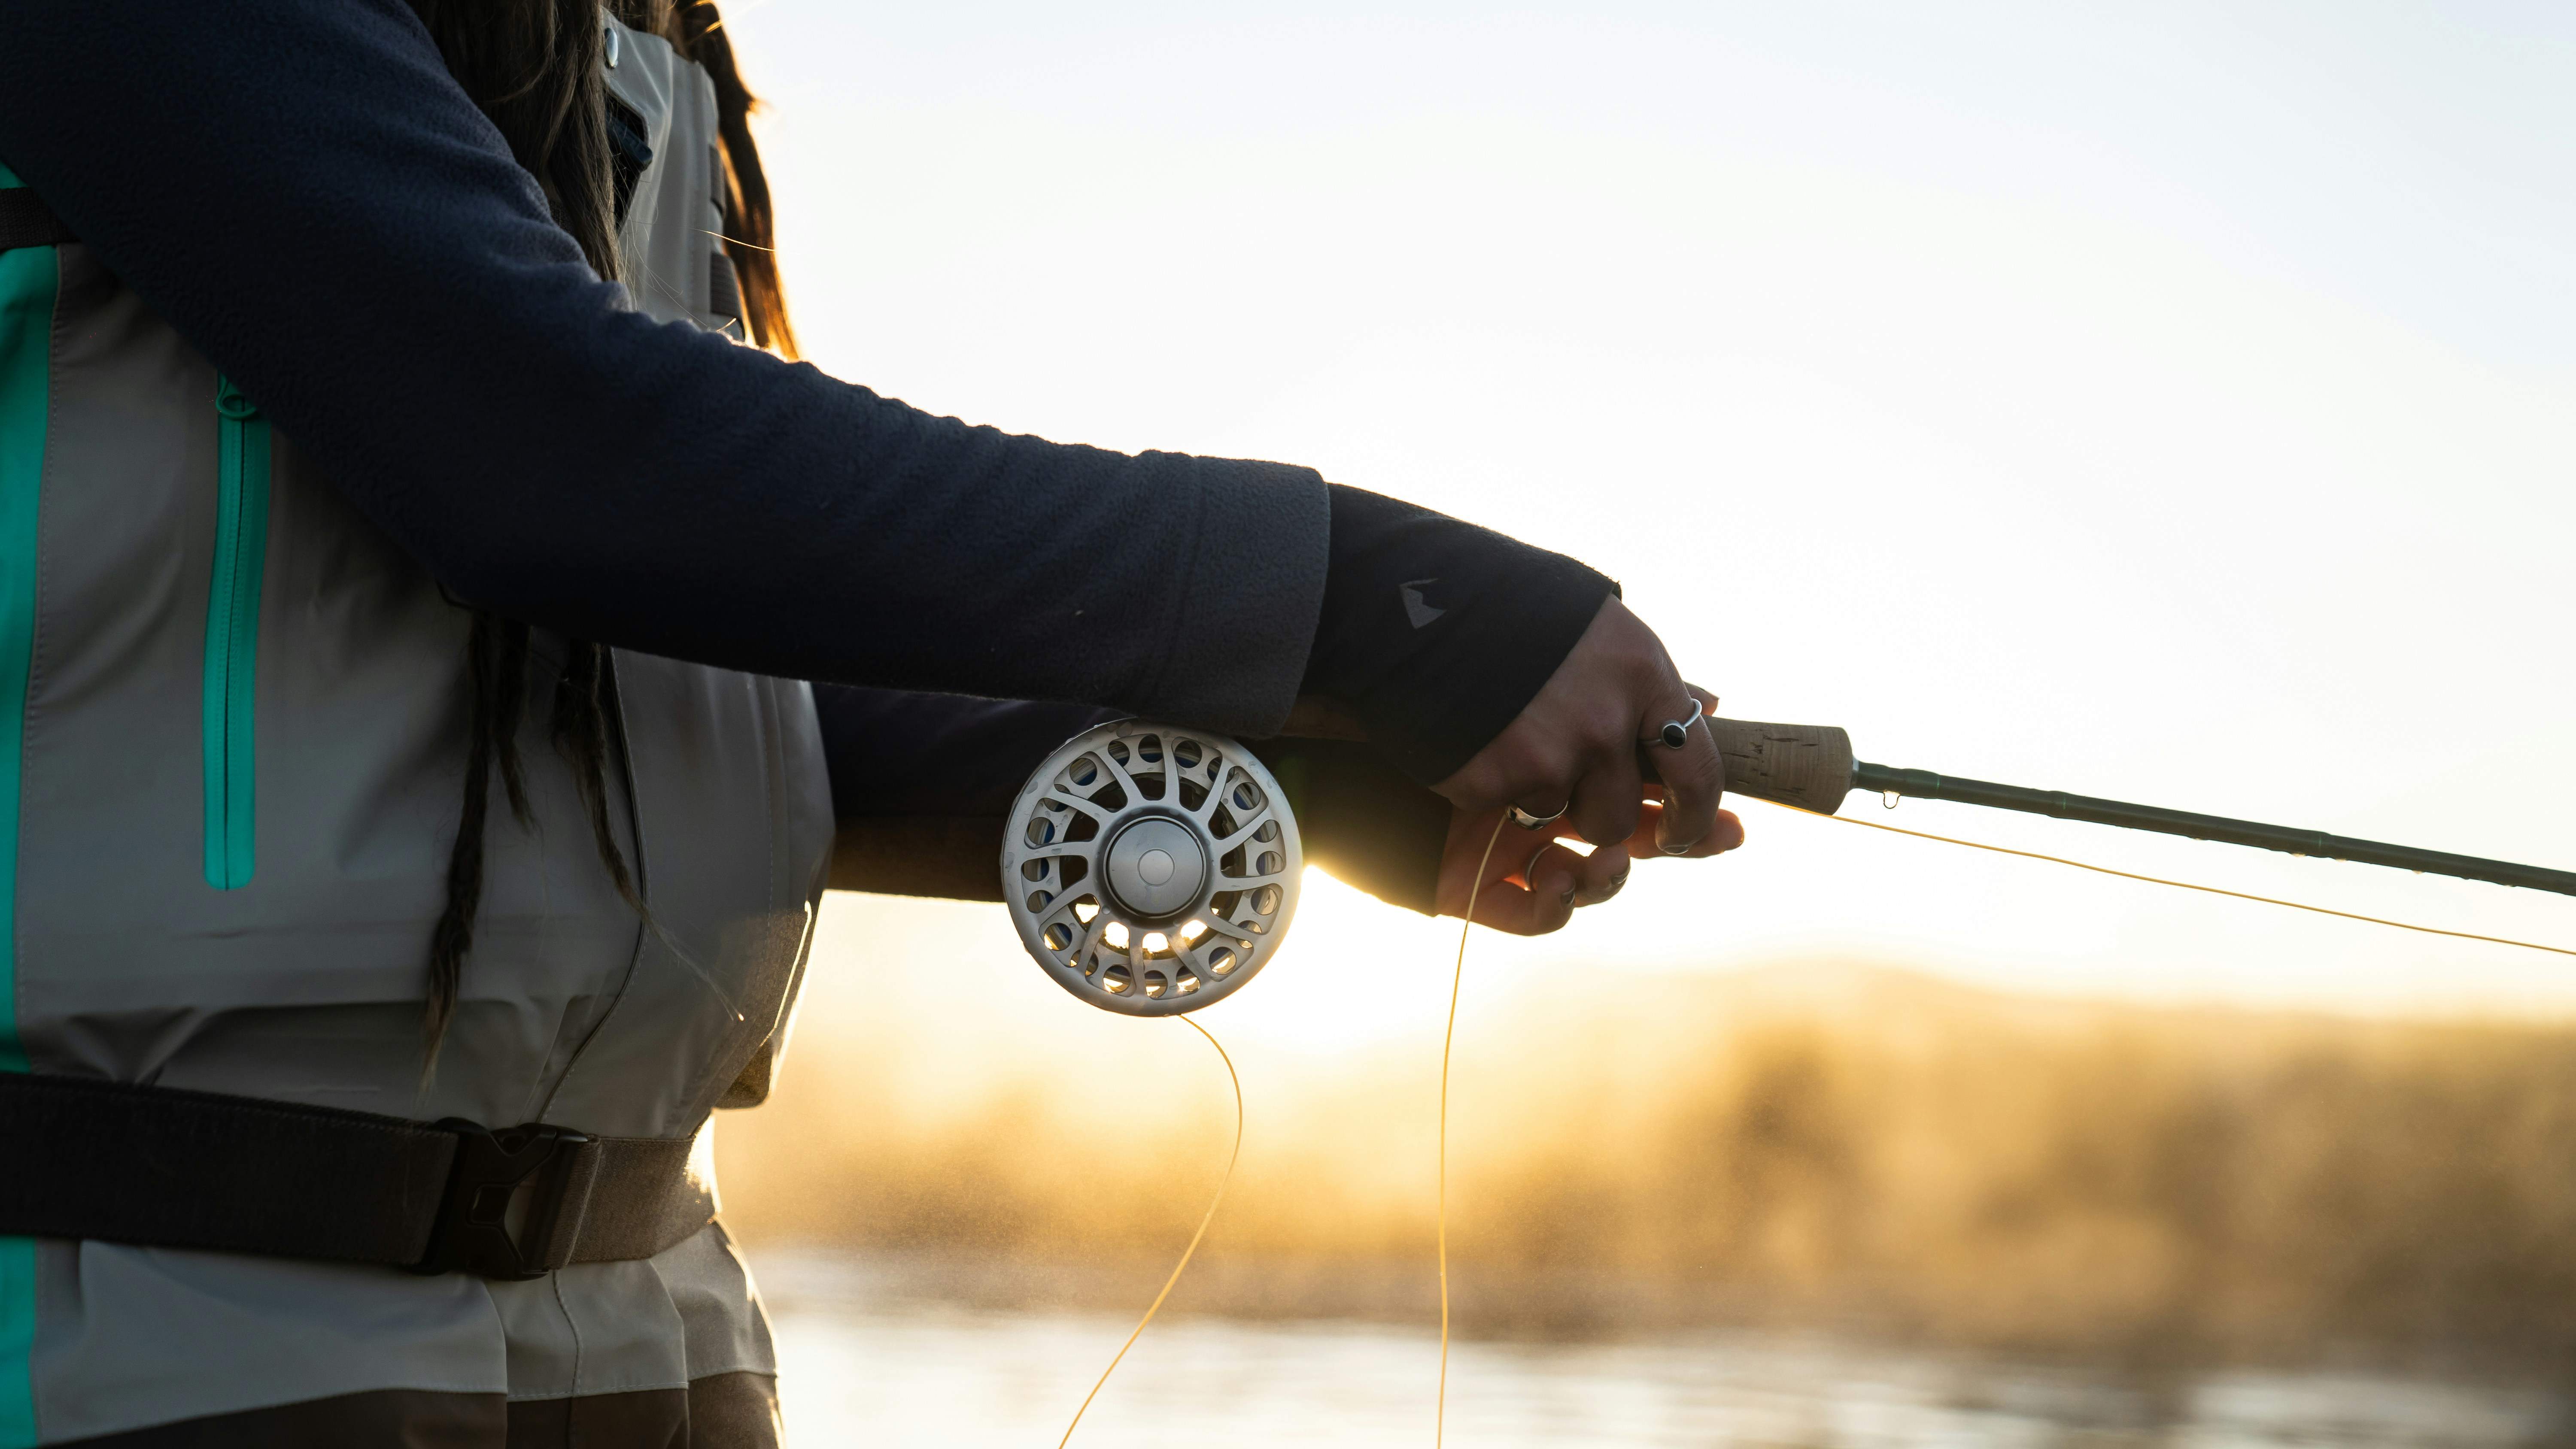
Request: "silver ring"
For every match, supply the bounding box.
[1524,842,1555,882]
[1650,697,1705,750]
[1507,802,1567,831]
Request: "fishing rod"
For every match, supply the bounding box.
[989,709,2576,1016]
[1702,718,2576,899]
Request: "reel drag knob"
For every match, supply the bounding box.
[1001,720,1301,1016]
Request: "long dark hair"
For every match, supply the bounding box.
[404,0,794,1056]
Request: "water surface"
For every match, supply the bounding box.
[762,1255,2565,1447]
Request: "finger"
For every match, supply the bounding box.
[1507,819,1592,884]
[1435,810,1580,920]
[1565,740,1643,849]
[1644,691,1724,855]
[1524,840,1582,902]
[1513,839,1633,911]
[1482,723,1588,814]
[1570,841,1631,905]
[1467,872,1577,935]
[1489,839,1587,934]
[1504,834,1555,888]
[1623,801,1745,860]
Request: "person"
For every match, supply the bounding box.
[0,1,1742,1443]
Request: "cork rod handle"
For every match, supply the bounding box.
[1704,718,1853,815]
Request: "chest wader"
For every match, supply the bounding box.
[0,20,832,1446]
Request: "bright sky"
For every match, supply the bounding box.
[732,0,2576,1048]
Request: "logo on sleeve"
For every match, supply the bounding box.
[1400,579,1447,630]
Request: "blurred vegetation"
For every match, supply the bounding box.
[717,955,2576,1378]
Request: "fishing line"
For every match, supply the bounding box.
[1437,814,1510,1449]
[1421,793,2566,1449]
[1769,801,2576,958]
[1032,783,1506,1448]
[1056,1013,1244,1448]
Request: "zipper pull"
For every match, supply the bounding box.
[216,375,259,421]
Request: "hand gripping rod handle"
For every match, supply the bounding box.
[1282,701,2576,898]
[1282,700,1864,816]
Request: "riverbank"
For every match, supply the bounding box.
[719,955,2576,1382]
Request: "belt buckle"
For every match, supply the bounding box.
[413,1119,597,1279]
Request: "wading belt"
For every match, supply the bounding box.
[0,1073,715,1279]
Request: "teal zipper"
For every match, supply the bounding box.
[202,375,269,890]
[0,157,56,1449]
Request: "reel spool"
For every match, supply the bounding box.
[1001,720,1302,1016]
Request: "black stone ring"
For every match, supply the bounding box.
[1650,698,1705,749]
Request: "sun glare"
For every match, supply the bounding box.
[1197,868,1483,1054]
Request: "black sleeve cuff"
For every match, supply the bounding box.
[1250,739,1451,916]
[1301,485,1616,784]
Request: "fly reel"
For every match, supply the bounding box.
[1001,720,1302,1015]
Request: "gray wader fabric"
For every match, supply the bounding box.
[0,21,832,1445]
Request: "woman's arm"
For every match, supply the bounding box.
[815,687,1455,912]
[0,0,1324,731]
[0,0,1730,877]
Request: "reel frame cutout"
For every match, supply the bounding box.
[1001,720,1302,1016]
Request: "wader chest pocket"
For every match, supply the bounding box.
[203,375,268,889]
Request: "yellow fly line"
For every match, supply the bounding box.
[1767,799,2576,959]
[1435,815,1510,1448]
[1056,1013,1244,1448]
[1058,813,1511,1449]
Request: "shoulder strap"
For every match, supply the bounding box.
[0,189,74,252]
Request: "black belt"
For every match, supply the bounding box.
[0,188,75,252]
[0,1072,714,1279]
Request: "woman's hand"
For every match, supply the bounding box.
[1432,786,1742,933]
[1429,595,1743,932]
[1433,594,1735,850]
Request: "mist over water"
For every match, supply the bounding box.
[720,899,2576,1442]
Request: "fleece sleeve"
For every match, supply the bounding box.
[0,0,1324,734]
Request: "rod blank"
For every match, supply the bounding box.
[1851,762,2576,900]
[1292,703,2576,902]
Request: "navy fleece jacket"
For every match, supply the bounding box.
[0,0,1613,905]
